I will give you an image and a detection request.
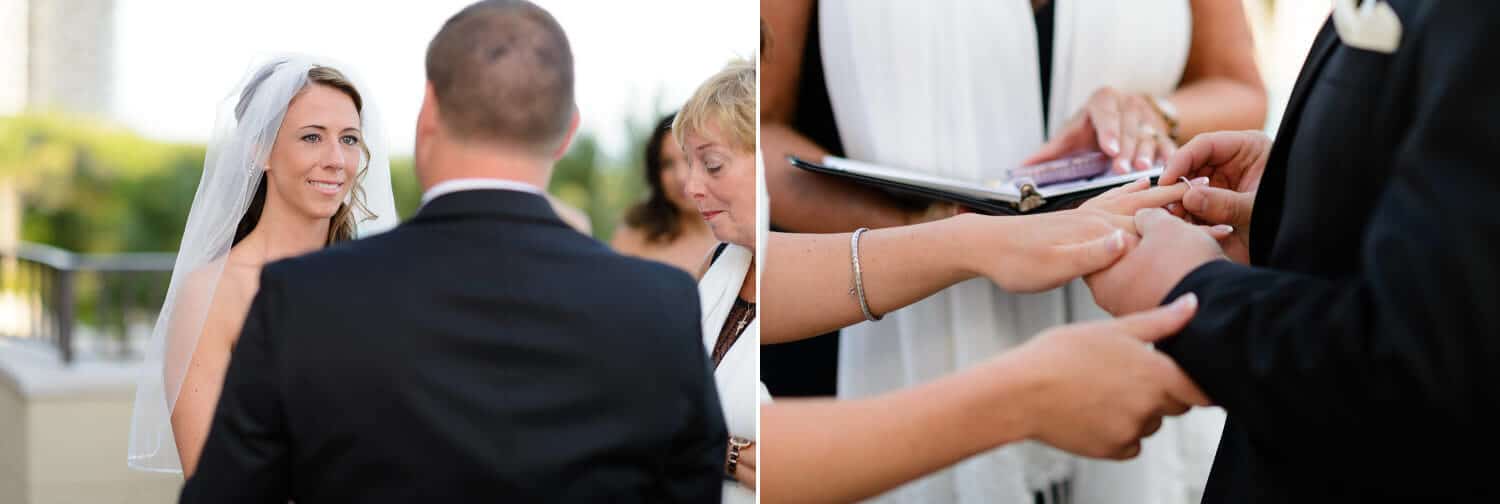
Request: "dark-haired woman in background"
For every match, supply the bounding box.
[612,114,718,277]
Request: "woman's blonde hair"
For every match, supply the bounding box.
[673,57,756,153]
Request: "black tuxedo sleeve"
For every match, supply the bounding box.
[1158,3,1500,454]
[657,275,729,503]
[180,267,292,503]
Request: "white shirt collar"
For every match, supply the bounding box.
[420,178,546,207]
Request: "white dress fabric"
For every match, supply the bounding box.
[820,1,1221,502]
[698,242,763,504]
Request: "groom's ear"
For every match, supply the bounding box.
[417,83,442,141]
[551,108,580,161]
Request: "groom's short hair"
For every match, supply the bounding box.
[426,0,575,155]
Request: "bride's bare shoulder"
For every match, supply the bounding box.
[168,253,259,348]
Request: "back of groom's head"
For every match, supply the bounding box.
[425,0,575,156]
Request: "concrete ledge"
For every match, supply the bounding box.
[0,339,180,504]
[0,340,143,400]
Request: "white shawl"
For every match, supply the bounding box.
[698,242,762,504]
[820,1,1214,503]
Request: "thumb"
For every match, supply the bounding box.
[1063,229,1131,274]
[1117,293,1198,343]
[1182,186,1249,226]
[1132,207,1179,237]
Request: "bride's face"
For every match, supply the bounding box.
[682,122,755,248]
[265,84,364,221]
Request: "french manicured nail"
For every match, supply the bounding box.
[1191,176,1210,186]
[1111,229,1125,252]
[1173,293,1199,311]
[1117,159,1131,173]
[1166,202,1181,214]
[1137,156,1151,170]
[1106,139,1121,155]
[1212,224,1234,234]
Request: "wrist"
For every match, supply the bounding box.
[1144,94,1181,143]
[726,436,752,478]
[948,213,997,281]
[968,350,1045,446]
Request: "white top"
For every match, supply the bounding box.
[697,243,762,504]
[820,1,1218,503]
[419,178,545,207]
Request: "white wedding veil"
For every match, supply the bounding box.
[126,55,399,473]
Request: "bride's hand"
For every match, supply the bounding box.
[957,210,1135,293]
[1022,86,1176,174]
[1004,294,1210,459]
[733,441,756,490]
[1081,177,1235,241]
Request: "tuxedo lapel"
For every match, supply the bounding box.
[1250,21,1342,265]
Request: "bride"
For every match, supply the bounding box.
[126,56,399,476]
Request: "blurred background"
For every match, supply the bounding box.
[0,0,752,502]
[0,0,1331,502]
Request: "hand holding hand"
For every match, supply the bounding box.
[1008,294,1210,459]
[1081,177,1234,240]
[1160,130,1271,194]
[960,210,1136,293]
[1160,131,1271,262]
[1086,208,1226,316]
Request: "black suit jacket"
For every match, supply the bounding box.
[181,189,726,503]
[1158,2,1500,501]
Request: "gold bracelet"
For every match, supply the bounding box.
[1143,93,1181,143]
[726,436,752,477]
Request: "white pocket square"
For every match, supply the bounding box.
[1332,0,1402,54]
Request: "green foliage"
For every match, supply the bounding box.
[1,114,206,252]
[2,113,659,251]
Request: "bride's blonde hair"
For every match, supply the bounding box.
[232,64,376,246]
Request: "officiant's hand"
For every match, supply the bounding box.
[1008,293,1210,459]
[1023,86,1176,174]
[1160,131,1270,264]
[1086,208,1226,316]
[732,441,756,490]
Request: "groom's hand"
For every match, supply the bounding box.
[1161,130,1270,263]
[1010,294,1210,460]
[1086,208,1226,316]
[1161,130,1271,195]
[1181,183,1255,264]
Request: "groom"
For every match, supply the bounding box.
[181,1,726,502]
[1088,1,1500,501]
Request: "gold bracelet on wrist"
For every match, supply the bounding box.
[726,436,752,478]
[1143,93,1181,143]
